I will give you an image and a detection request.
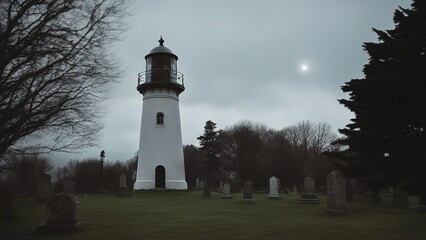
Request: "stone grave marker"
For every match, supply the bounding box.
[37,193,82,234]
[116,174,131,196]
[35,174,52,201]
[63,181,75,195]
[222,183,233,199]
[297,176,319,204]
[195,178,200,189]
[325,171,346,214]
[268,176,280,199]
[242,180,254,202]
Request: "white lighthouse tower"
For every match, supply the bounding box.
[134,37,187,190]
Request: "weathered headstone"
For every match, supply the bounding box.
[195,178,200,189]
[293,185,297,193]
[222,183,233,199]
[37,193,82,234]
[35,174,52,201]
[242,180,254,202]
[219,181,224,193]
[277,179,281,193]
[364,188,382,203]
[297,176,319,204]
[325,171,346,214]
[268,176,280,199]
[116,174,131,197]
[63,181,75,195]
[392,189,409,208]
[202,181,211,198]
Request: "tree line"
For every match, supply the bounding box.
[185,120,338,192]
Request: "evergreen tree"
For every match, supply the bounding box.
[334,0,426,191]
[197,120,222,196]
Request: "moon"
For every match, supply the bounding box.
[301,64,308,71]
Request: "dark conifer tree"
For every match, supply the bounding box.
[333,0,426,192]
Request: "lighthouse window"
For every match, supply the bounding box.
[156,112,164,125]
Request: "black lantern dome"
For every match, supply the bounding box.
[137,37,184,95]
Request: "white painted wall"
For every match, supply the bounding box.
[134,88,187,190]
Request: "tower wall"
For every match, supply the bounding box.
[134,88,187,190]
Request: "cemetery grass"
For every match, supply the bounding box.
[2,191,426,240]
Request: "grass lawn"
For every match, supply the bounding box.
[1,190,426,240]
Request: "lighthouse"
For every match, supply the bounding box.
[134,37,188,190]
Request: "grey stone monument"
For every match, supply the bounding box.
[63,181,75,195]
[222,183,233,199]
[325,171,346,214]
[297,176,319,204]
[293,185,298,193]
[195,178,200,189]
[242,180,254,202]
[116,174,131,196]
[219,181,224,193]
[35,174,52,201]
[268,176,280,199]
[37,193,82,234]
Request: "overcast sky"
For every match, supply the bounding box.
[51,0,412,166]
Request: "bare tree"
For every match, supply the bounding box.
[0,0,128,158]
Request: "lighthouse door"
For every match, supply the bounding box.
[155,166,166,188]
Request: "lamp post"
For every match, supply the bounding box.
[100,150,105,186]
[95,150,107,193]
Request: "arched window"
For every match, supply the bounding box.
[156,112,164,125]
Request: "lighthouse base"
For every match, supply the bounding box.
[134,180,187,190]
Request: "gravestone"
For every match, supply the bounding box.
[325,171,346,214]
[293,185,297,193]
[116,174,131,197]
[277,179,281,193]
[222,183,233,199]
[219,181,223,193]
[392,189,409,208]
[242,180,254,202]
[297,176,319,204]
[268,176,280,199]
[202,181,211,198]
[364,188,382,203]
[37,193,82,234]
[35,174,52,201]
[63,181,75,195]
[195,178,200,189]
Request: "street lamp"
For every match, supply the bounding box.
[95,150,107,193]
[100,150,105,186]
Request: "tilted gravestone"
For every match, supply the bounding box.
[63,181,75,195]
[297,176,319,204]
[37,193,82,234]
[325,171,346,214]
[268,176,280,199]
[35,174,52,201]
[242,180,254,202]
[222,183,233,199]
[116,174,131,197]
